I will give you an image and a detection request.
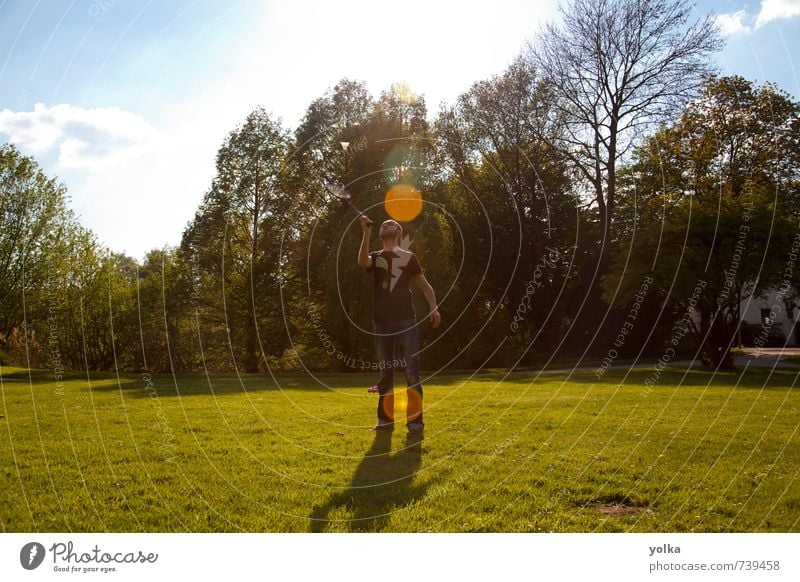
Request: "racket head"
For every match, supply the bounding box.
[326,183,372,225]
[325,183,351,203]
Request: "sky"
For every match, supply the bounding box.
[1,0,799,261]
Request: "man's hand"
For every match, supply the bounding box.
[429,308,441,329]
[359,215,373,230]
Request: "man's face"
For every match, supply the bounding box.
[379,221,402,241]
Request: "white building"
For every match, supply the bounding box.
[740,288,799,347]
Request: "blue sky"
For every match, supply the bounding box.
[1,0,799,260]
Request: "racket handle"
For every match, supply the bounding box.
[345,198,373,226]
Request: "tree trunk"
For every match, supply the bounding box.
[701,312,736,370]
[244,326,259,373]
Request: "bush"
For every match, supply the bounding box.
[740,322,787,348]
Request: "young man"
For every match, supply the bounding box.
[357,215,440,433]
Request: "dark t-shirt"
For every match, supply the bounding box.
[366,248,423,326]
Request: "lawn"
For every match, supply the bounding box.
[1,364,798,532]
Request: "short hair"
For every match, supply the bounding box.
[381,219,403,236]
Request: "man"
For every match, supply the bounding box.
[357,215,440,433]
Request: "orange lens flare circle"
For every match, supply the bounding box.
[384,184,423,222]
[379,387,423,424]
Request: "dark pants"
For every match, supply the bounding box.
[374,319,423,426]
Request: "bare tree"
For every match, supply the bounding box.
[528,0,723,256]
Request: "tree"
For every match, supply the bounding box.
[434,58,577,364]
[0,143,88,366]
[134,247,196,372]
[286,79,377,370]
[529,0,723,257]
[182,107,292,372]
[607,76,800,368]
[0,144,71,342]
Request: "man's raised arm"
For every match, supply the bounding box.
[357,214,372,268]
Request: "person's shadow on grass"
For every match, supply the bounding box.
[309,430,426,532]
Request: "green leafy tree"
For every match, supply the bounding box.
[608,76,800,368]
[0,144,72,356]
[181,107,292,372]
[434,58,576,364]
[134,247,197,372]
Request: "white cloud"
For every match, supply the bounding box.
[0,105,62,150]
[756,0,800,28]
[0,101,229,260]
[715,10,752,35]
[61,108,235,260]
[0,103,159,170]
[714,1,800,36]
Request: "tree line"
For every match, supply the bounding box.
[2,0,799,374]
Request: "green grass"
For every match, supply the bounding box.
[1,364,799,532]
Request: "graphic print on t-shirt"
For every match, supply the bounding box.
[370,249,414,292]
[388,251,412,292]
[373,255,389,289]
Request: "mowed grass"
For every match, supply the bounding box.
[1,364,799,532]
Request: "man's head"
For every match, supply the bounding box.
[379,219,403,244]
